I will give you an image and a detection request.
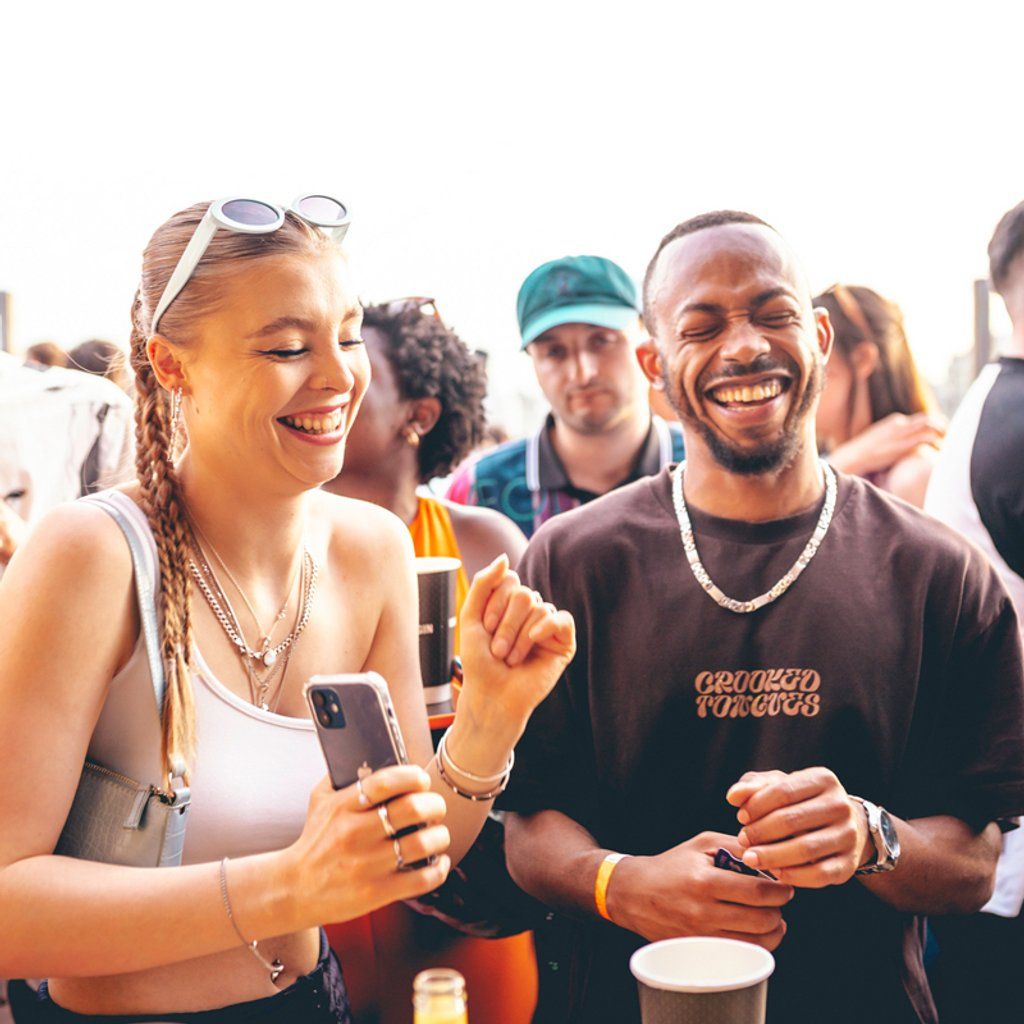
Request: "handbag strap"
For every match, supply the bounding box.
[82,493,187,782]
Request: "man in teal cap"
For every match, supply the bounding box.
[447,255,684,537]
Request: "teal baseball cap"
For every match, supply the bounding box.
[517,255,639,349]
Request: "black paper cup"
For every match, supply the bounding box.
[630,937,774,1024]
[415,556,460,717]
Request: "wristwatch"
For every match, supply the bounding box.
[850,796,901,875]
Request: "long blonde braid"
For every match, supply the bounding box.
[129,202,330,773]
[129,290,196,778]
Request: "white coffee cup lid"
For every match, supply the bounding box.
[630,937,775,994]
[415,556,462,574]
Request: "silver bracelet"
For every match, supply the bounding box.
[438,726,514,783]
[218,857,285,985]
[436,748,511,800]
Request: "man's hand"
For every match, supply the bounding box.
[606,831,793,950]
[726,768,871,888]
[0,499,28,566]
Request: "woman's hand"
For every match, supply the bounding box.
[456,554,576,743]
[827,412,945,477]
[283,766,452,927]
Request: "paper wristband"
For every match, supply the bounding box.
[595,852,630,921]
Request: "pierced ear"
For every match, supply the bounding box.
[409,397,441,438]
[635,337,665,387]
[147,335,188,394]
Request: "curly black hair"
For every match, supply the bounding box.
[361,302,488,482]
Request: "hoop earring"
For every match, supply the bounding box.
[169,387,183,448]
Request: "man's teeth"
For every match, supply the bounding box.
[280,409,344,434]
[713,380,784,405]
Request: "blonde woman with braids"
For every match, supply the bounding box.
[0,199,575,1024]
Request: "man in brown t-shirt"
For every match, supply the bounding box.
[501,211,1024,1024]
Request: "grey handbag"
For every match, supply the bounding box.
[53,494,190,867]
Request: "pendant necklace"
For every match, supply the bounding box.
[671,459,837,614]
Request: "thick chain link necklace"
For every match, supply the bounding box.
[671,459,837,614]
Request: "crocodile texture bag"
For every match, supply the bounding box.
[53,494,190,868]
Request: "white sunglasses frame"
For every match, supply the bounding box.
[150,194,351,334]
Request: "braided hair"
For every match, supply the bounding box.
[130,202,331,773]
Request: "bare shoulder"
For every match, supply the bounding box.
[312,489,414,571]
[1,499,133,598]
[887,449,938,509]
[440,497,527,576]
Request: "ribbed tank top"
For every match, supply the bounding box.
[86,492,325,866]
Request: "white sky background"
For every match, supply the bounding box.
[2,0,1023,432]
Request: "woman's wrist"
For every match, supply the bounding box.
[227,849,307,939]
[446,701,524,779]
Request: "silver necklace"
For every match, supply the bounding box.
[190,549,317,711]
[189,515,303,658]
[189,546,319,669]
[671,459,837,614]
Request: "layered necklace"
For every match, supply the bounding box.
[671,459,837,614]
[187,516,319,711]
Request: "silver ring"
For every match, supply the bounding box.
[356,777,370,808]
[393,837,406,871]
[378,803,397,839]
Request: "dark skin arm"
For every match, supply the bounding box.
[728,768,1002,915]
[445,499,527,579]
[505,809,793,949]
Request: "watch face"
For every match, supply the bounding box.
[879,810,900,857]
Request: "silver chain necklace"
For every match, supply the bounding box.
[189,546,318,668]
[671,459,837,614]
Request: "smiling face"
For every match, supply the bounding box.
[527,321,646,435]
[172,249,370,492]
[645,224,832,475]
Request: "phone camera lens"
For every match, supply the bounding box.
[318,709,332,727]
[313,691,326,708]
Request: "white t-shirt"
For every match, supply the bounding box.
[926,357,1024,917]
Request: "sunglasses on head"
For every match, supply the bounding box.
[151,194,350,334]
[379,296,443,321]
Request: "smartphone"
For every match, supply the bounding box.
[305,673,409,790]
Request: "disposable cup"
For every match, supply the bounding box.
[629,937,774,1024]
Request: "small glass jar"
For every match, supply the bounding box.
[413,968,468,1024]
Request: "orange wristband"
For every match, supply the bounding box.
[594,852,630,922]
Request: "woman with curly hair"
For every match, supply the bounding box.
[324,300,532,1024]
[326,300,525,599]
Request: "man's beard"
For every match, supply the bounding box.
[663,356,824,476]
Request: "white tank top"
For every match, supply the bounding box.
[86,491,326,866]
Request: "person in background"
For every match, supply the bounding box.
[69,338,133,393]
[925,199,1024,1022]
[447,255,684,538]
[0,350,133,572]
[23,341,69,368]
[813,284,943,507]
[324,299,533,1024]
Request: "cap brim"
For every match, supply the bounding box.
[521,303,639,348]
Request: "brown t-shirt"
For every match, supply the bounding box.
[503,468,1024,1024]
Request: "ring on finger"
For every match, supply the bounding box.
[393,837,406,872]
[356,776,371,808]
[378,803,397,839]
